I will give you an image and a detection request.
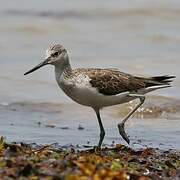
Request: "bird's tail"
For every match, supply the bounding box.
[150,75,175,85]
[135,75,175,87]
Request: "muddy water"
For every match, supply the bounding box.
[0,0,180,149]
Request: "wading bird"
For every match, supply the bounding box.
[24,44,175,148]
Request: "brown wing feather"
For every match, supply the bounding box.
[73,68,146,95]
[71,69,175,96]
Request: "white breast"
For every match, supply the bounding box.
[57,74,98,106]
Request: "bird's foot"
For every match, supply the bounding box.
[93,146,101,154]
[118,123,130,144]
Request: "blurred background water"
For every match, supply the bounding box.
[0,0,180,149]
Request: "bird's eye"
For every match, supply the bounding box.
[52,52,59,57]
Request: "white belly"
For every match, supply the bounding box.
[58,80,134,108]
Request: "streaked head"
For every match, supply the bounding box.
[24,44,68,75]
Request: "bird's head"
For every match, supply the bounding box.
[24,44,68,75]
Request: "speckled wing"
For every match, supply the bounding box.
[73,68,146,95]
[71,68,175,96]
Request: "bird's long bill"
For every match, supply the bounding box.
[24,60,48,75]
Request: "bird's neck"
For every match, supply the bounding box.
[55,55,72,80]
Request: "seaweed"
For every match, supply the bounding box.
[0,137,179,179]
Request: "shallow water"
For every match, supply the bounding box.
[0,0,180,149]
[0,96,180,150]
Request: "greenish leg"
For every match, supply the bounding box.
[118,94,145,144]
[95,109,105,148]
